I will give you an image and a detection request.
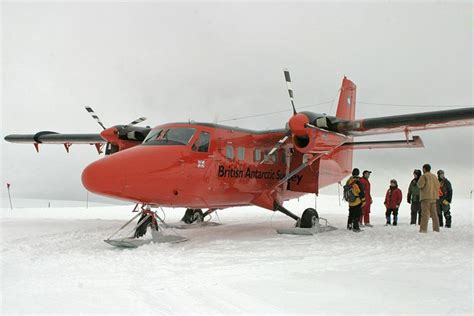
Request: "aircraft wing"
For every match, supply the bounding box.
[338,107,474,136]
[4,132,106,144]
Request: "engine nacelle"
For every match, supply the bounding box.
[100,125,151,154]
[288,111,346,153]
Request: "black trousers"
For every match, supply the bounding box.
[437,201,452,227]
[386,208,399,225]
[348,204,362,230]
[410,201,421,225]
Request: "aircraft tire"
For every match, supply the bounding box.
[182,209,194,224]
[300,208,319,228]
[191,209,204,223]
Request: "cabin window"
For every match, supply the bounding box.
[281,150,286,164]
[271,151,277,163]
[192,131,211,152]
[142,127,195,146]
[237,147,245,161]
[226,145,234,159]
[254,149,261,162]
[263,150,270,163]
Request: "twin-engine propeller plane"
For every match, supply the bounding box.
[4,70,474,247]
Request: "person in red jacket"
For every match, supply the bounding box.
[359,170,373,227]
[384,179,402,226]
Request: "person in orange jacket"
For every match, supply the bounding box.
[359,170,373,227]
[384,179,402,226]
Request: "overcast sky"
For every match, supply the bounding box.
[1,1,472,206]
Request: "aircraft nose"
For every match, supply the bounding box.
[82,157,126,198]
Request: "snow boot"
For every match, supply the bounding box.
[446,214,452,228]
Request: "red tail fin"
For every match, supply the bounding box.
[336,77,357,120]
[333,76,356,180]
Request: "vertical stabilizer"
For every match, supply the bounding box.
[333,76,357,179]
[335,77,357,120]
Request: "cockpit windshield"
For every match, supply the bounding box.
[142,127,196,146]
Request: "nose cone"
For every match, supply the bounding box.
[82,156,126,198]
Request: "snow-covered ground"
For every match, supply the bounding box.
[1,195,472,314]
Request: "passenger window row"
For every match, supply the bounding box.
[225,145,286,164]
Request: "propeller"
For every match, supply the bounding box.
[264,70,348,189]
[84,106,149,155]
[85,106,147,129]
[265,69,340,160]
[284,69,297,115]
[128,117,147,126]
[85,106,107,130]
[260,69,298,163]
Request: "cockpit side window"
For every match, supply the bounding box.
[192,131,211,152]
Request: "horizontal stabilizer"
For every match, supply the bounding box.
[342,136,424,150]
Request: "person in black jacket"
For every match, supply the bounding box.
[437,170,453,228]
[407,169,422,225]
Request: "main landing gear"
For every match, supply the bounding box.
[181,208,204,224]
[163,208,221,229]
[273,202,337,235]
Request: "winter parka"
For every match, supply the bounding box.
[417,171,440,201]
[407,179,420,203]
[439,178,453,203]
[384,186,402,209]
[346,176,365,207]
[359,177,372,204]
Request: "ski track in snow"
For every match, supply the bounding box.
[1,195,472,314]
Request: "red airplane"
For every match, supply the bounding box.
[4,71,474,246]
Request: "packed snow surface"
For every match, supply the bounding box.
[1,195,472,314]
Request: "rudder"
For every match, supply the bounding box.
[336,76,357,121]
[334,76,356,180]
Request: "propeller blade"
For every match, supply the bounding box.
[260,131,291,164]
[274,154,323,188]
[128,117,147,126]
[284,69,297,115]
[85,106,107,130]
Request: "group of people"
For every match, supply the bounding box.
[344,164,453,233]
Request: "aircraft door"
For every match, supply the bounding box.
[187,131,213,183]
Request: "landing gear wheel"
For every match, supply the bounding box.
[299,208,319,228]
[182,209,204,224]
[181,209,194,224]
[191,209,204,223]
